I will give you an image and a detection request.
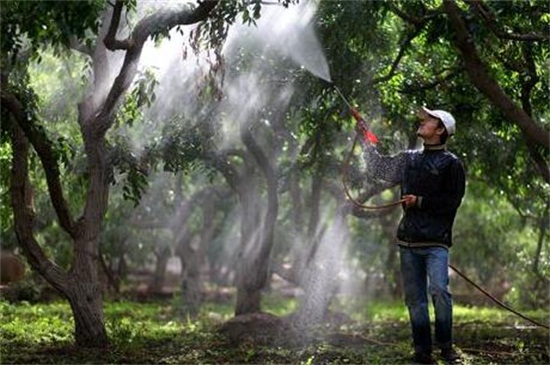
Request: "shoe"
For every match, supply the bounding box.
[413,351,435,364]
[441,347,461,362]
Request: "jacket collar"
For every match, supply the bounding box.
[423,143,447,151]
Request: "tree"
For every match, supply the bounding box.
[0,0,232,347]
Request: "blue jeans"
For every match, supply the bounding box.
[399,246,453,353]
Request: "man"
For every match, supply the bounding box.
[359,107,466,364]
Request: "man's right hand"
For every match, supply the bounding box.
[402,194,418,209]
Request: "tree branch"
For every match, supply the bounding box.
[96,0,220,136]
[527,142,550,184]
[519,44,538,118]
[203,150,241,192]
[103,0,131,50]
[466,0,549,42]
[387,2,441,26]
[372,2,444,86]
[443,0,549,156]
[400,67,463,94]
[1,91,77,237]
[371,25,423,86]
[7,115,69,292]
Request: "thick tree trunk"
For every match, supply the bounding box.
[234,190,263,315]
[67,280,108,347]
[177,224,202,315]
[532,203,549,293]
[8,121,109,347]
[233,125,279,316]
[181,259,202,315]
[235,287,262,315]
[233,185,278,315]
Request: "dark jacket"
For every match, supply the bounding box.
[364,144,465,247]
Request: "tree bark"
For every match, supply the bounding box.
[67,261,108,347]
[532,203,549,284]
[178,230,202,315]
[149,246,171,294]
[210,135,276,315]
[180,198,216,314]
[7,117,109,347]
[234,126,279,315]
[234,181,263,315]
[443,0,549,179]
[173,187,219,314]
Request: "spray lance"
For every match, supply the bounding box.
[333,85,378,145]
[333,85,406,210]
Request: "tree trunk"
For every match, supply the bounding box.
[149,246,171,294]
[181,258,202,316]
[8,119,109,347]
[233,125,279,316]
[67,280,108,347]
[5,0,224,350]
[233,174,278,315]
[532,203,549,300]
[99,242,124,295]
[180,198,216,315]
[8,124,109,346]
[234,188,264,315]
[179,236,203,316]
[235,287,262,315]
[177,221,203,315]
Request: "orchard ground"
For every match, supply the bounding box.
[1,292,548,364]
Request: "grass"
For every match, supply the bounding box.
[1,295,548,364]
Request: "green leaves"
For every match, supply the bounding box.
[159,117,207,175]
[1,1,104,62]
[108,137,149,207]
[116,69,159,128]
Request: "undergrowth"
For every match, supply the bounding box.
[1,295,548,364]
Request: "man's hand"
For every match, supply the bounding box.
[402,194,418,209]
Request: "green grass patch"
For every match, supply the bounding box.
[1,297,548,364]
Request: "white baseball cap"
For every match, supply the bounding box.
[421,106,456,136]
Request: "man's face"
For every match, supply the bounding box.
[416,111,444,142]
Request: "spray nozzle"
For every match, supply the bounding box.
[334,86,379,144]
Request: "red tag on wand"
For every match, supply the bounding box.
[350,108,379,144]
[364,130,379,144]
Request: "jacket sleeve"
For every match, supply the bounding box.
[417,158,465,214]
[362,142,410,185]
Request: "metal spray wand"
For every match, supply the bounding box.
[333,85,378,144]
